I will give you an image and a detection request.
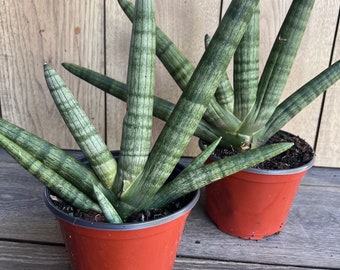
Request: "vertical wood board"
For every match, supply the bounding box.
[281,0,339,155]
[0,0,105,149]
[315,4,340,167]
[0,0,339,167]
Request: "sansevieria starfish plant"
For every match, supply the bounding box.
[0,0,293,222]
[65,0,340,152]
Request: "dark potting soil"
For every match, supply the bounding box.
[50,191,193,224]
[212,131,314,170]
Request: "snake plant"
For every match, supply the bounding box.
[0,0,293,222]
[65,0,340,152]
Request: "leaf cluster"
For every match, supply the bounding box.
[68,0,340,151]
[0,0,300,222]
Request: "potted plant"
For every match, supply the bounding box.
[63,0,340,240]
[0,0,291,269]
[199,0,340,240]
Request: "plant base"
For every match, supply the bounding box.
[45,188,199,270]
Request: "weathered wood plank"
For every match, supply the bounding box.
[302,166,340,187]
[315,3,340,167]
[0,0,105,149]
[0,149,77,243]
[0,241,319,270]
[105,0,221,156]
[0,174,63,243]
[0,241,323,270]
[174,257,321,270]
[178,188,340,269]
[0,241,70,270]
[1,1,339,166]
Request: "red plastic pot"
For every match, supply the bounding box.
[44,151,199,270]
[205,159,314,240]
[45,188,199,270]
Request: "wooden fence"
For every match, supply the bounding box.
[1,0,339,167]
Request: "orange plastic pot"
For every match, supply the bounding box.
[205,159,314,240]
[45,188,199,270]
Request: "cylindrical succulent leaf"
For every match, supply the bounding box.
[205,34,235,114]
[254,60,340,147]
[0,133,101,213]
[93,184,123,223]
[148,142,293,209]
[117,0,240,133]
[62,63,223,145]
[0,118,119,205]
[233,5,259,121]
[238,0,316,135]
[115,0,156,193]
[44,64,117,190]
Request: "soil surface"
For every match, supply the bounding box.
[213,131,314,170]
[51,188,193,224]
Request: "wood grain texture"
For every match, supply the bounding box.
[174,257,320,270]
[0,241,70,270]
[105,0,221,156]
[0,1,339,166]
[0,150,80,243]
[0,241,322,270]
[0,149,340,269]
[0,242,321,270]
[282,0,340,165]
[315,3,340,167]
[178,187,340,269]
[0,0,105,149]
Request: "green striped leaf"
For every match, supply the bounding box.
[254,60,340,147]
[148,142,293,209]
[0,118,119,206]
[203,96,241,132]
[215,75,235,113]
[116,0,156,192]
[238,0,315,134]
[179,137,221,174]
[233,5,259,121]
[62,63,223,145]
[117,0,193,90]
[44,64,117,190]
[93,184,123,223]
[0,133,101,213]
[117,0,240,134]
[205,34,234,113]
[142,137,221,210]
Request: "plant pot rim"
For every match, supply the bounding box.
[44,188,200,231]
[198,130,315,175]
[242,155,314,175]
